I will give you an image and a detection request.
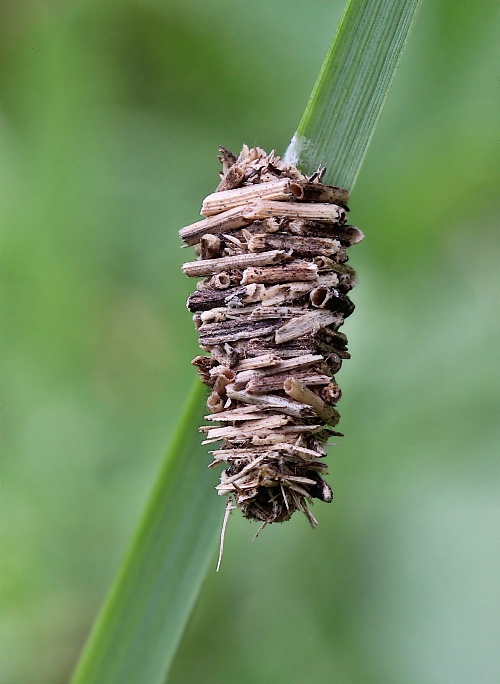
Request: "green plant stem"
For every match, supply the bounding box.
[285,0,422,189]
[69,382,221,684]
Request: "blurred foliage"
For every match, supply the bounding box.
[0,1,498,683]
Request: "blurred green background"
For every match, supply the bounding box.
[1,1,498,683]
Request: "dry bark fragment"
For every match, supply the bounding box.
[179,145,363,559]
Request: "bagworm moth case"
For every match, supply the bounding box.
[179,145,363,561]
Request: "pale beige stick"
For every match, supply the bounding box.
[283,377,340,425]
[179,206,250,245]
[204,407,270,422]
[252,353,324,375]
[202,180,349,216]
[275,310,341,344]
[281,483,290,511]
[242,200,346,224]
[181,200,347,246]
[216,478,262,495]
[216,499,236,573]
[202,415,289,441]
[246,372,331,394]
[241,262,318,285]
[234,354,323,384]
[210,446,273,459]
[182,249,290,278]
[284,482,312,499]
[297,500,319,529]
[201,179,293,216]
[285,475,318,486]
[250,427,322,446]
[225,386,315,419]
[234,354,281,371]
[274,443,326,459]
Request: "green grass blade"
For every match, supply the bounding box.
[285,0,422,189]
[69,382,221,684]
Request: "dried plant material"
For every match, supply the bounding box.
[202,179,295,216]
[179,206,250,246]
[274,310,342,344]
[283,377,340,425]
[247,233,342,257]
[181,248,291,278]
[241,199,347,224]
[234,354,324,383]
[245,371,331,394]
[203,406,270,422]
[241,263,318,286]
[179,145,363,566]
[234,354,281,371]
[202,178,349,216]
